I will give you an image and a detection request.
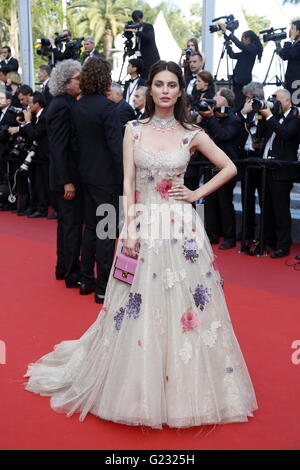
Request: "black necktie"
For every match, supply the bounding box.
[129,78,137,83]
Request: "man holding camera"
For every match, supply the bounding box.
[278,20,300,103]
[8,92,50,218]
[200,88,243,249]
[260,89,300,258]
[238,82,267,245]
[126,10,160,80]
[0,90,18,210]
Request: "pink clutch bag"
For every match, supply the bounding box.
[113,248,138,285]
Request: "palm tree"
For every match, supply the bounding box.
[68,0,131,59]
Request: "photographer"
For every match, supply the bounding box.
[277,20,300,102]
[259,89,300,258]
[46,59,83,287]
[126,10,160,80]
[200,88,243,249]
[220,25,263,111]
[0,46,19,73]
[238,82,267,244]
[179,38,201,82]
[82,37,105,63]
[0,90,18,210]
[16,85,33,108]
[8,92,50,218]
[123,58,146,108]
[195,71,215,101]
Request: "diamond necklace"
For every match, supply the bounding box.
[150,115,178,132]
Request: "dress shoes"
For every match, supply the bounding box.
[95,292,105,304]
[295,254,300,260]
[27,211,47,218]
[219,240,236,250]
[47,211,58,220]
[80,283,96,296]
[65,279,81,288]
[271,249,290,259]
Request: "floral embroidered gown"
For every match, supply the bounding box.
[25,121,258,429]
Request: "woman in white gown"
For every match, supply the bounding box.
[25,61,258,429]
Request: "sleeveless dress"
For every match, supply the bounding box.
[25,121,258,429]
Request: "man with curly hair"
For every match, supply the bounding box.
[72,57,123,304]
[47,59,83,288]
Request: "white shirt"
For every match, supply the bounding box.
[126,77,139,109]
[186,76,196,95]
[263,110,290,159]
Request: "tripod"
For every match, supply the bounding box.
[214,40,233,89]
[263,45,285,86]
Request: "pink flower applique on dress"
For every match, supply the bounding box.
[156,179,173,199]
[180,309,201,333]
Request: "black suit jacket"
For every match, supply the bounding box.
[19,109,49,162]
[203,110,243,161]
[136,23,160,77]
[123,77,147,101]
[0,107,18,161]
[278,40,300,88]
[185,75,198,101]
[72,94,123,186]
[0,57,19,73]
[237,110,267,158]
[41,82,53,107]
[46,94,80,192]
[82,49,105,63]
[264,111,300,180]
[226,34,257,85]
[116,99,136,132]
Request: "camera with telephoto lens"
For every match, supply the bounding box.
[260,27,287,44]
[19,142,38,172]
[36,38,53,56]
[194,99,216,112]
[9,136,30,159]
[9,106,25,122]
[182,48,193,58]
[251,96,282,115]
[209,15,239,34]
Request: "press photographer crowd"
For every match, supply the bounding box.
[1,10,300,303]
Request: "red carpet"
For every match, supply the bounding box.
[0,211,300,450]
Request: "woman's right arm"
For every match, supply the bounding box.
[122,124,139,258]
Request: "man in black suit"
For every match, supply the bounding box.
[260,88,300,258]
[82,37,105,64]
[72,57,123,304]
[107,82,135,131]
[0,90,18,210]
[200,88,243,249]
[123,58,146,109]
[132,86,147,119]
[46,59,83,287]
[185,52,204,102]
[9,92,50,218]
[128,10,160,80]
[278,21,300,104]
[238,82,267,243]
[0,46,19,73]
[38,65,53,107]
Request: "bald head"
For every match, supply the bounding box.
[274,88,292,113]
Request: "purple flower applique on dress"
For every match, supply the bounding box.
[182,137,189,145]
[132,120,139,127]
[193,284,212,311]
[148,175,155,183]
[126,293,142,320]
[182,238,199,263]
[114,307,126,331]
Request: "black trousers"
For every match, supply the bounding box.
[32,162,49,214]
[56,190,83,281]
[81,184,121,294]
[263,175,293,252]
[204,171,236,242]
[233,82,246,112]
[241,167,263,240]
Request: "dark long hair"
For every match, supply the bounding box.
[243,30,263,62]
[144,61,190,128]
